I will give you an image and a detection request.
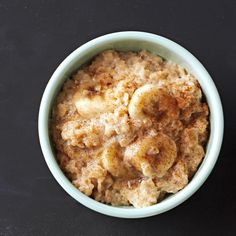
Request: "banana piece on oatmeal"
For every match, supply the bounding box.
[124,133,177,178]
[73,91,115,118]
[128,84,179,123]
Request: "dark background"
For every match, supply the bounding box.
[0,0,235,235]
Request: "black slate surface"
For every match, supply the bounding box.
[0,0,235,235]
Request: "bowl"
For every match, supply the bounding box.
[38,31,224,218]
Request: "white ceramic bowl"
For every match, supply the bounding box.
[38,31,224,218]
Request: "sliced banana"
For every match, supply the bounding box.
[101,141,138,178]
[73,91,115,118]
[128,84,179,122]
[124,133,177,178]
[101,141,127,177]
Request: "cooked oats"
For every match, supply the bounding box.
[50,50,209,208]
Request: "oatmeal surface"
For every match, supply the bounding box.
[51,50,209,208]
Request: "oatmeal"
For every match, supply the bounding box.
[50,50,209,208]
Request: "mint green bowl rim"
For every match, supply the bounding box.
[38,31,224,218]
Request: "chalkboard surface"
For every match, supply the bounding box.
[0,0,235,235]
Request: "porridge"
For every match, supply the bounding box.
[50,50,209,208]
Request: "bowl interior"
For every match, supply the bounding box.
[40,32,223,218]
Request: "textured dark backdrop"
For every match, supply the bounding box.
[0,0,235,235]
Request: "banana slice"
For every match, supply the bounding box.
[124,133,177,178]
[73,91,115,118]
[101,141,127,177]
[128,84,179,122]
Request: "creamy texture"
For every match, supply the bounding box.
[50,50,209,208]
